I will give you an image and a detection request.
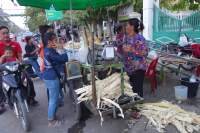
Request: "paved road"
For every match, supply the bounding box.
[0,79,127,133]
[0,80,76,133]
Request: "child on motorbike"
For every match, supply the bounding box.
[0,46,39,106]
[0,46,17,64]
[0,46,16,114]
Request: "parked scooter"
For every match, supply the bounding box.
[0,62,30,131]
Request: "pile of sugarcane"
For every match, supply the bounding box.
[75,73,136,103]
[75,73,137,123]
[137,101,200,133]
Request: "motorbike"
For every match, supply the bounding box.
[0,61,30,131]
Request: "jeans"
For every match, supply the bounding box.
[44,79,60,120]
[128,70,145,97]
[47,86,64,107]
[46,74,64,107]
[28,58,42,79]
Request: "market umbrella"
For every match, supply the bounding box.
[16,0,121,10]
[16,0,121,106]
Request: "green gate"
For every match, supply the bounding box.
[153,5,200,44]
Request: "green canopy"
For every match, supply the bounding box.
[16,0,121,10]
[16,0,122,106]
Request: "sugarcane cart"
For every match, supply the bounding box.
[80,62,143,118]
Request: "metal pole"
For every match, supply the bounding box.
[70,0,75,57]
[91,23,97,106]
[120,65,124,95]
[54,21,59,43]
[0,0,2,9]
[143,0,154,40]
[107,8,112,42]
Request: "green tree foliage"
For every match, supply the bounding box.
[24,7,47,32]
[160,0,200,11]
[132,0,143,12]
[63,11,84,25]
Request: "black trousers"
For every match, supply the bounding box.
[22,72,36,101]
[27,78,36,100]
[128,70,145,97]
[0,86,5,106]
[0,73,5,106]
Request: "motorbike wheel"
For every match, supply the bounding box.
[15,90,30,132]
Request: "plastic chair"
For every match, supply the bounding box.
[191,44,200,58]
[190,44,200,76]
[146,58,159,94]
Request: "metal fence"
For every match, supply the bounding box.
[153,5,200,44]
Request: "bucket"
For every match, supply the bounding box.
[174,85,188,100]
[180,78,199,98]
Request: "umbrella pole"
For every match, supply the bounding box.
[107,8,112,42]
[91,23,97,106]
[54,21,59,43]
[70,0,75,57]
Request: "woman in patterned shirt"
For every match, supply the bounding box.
[122,18,148,97]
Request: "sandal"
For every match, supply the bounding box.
[48,119,63,128]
